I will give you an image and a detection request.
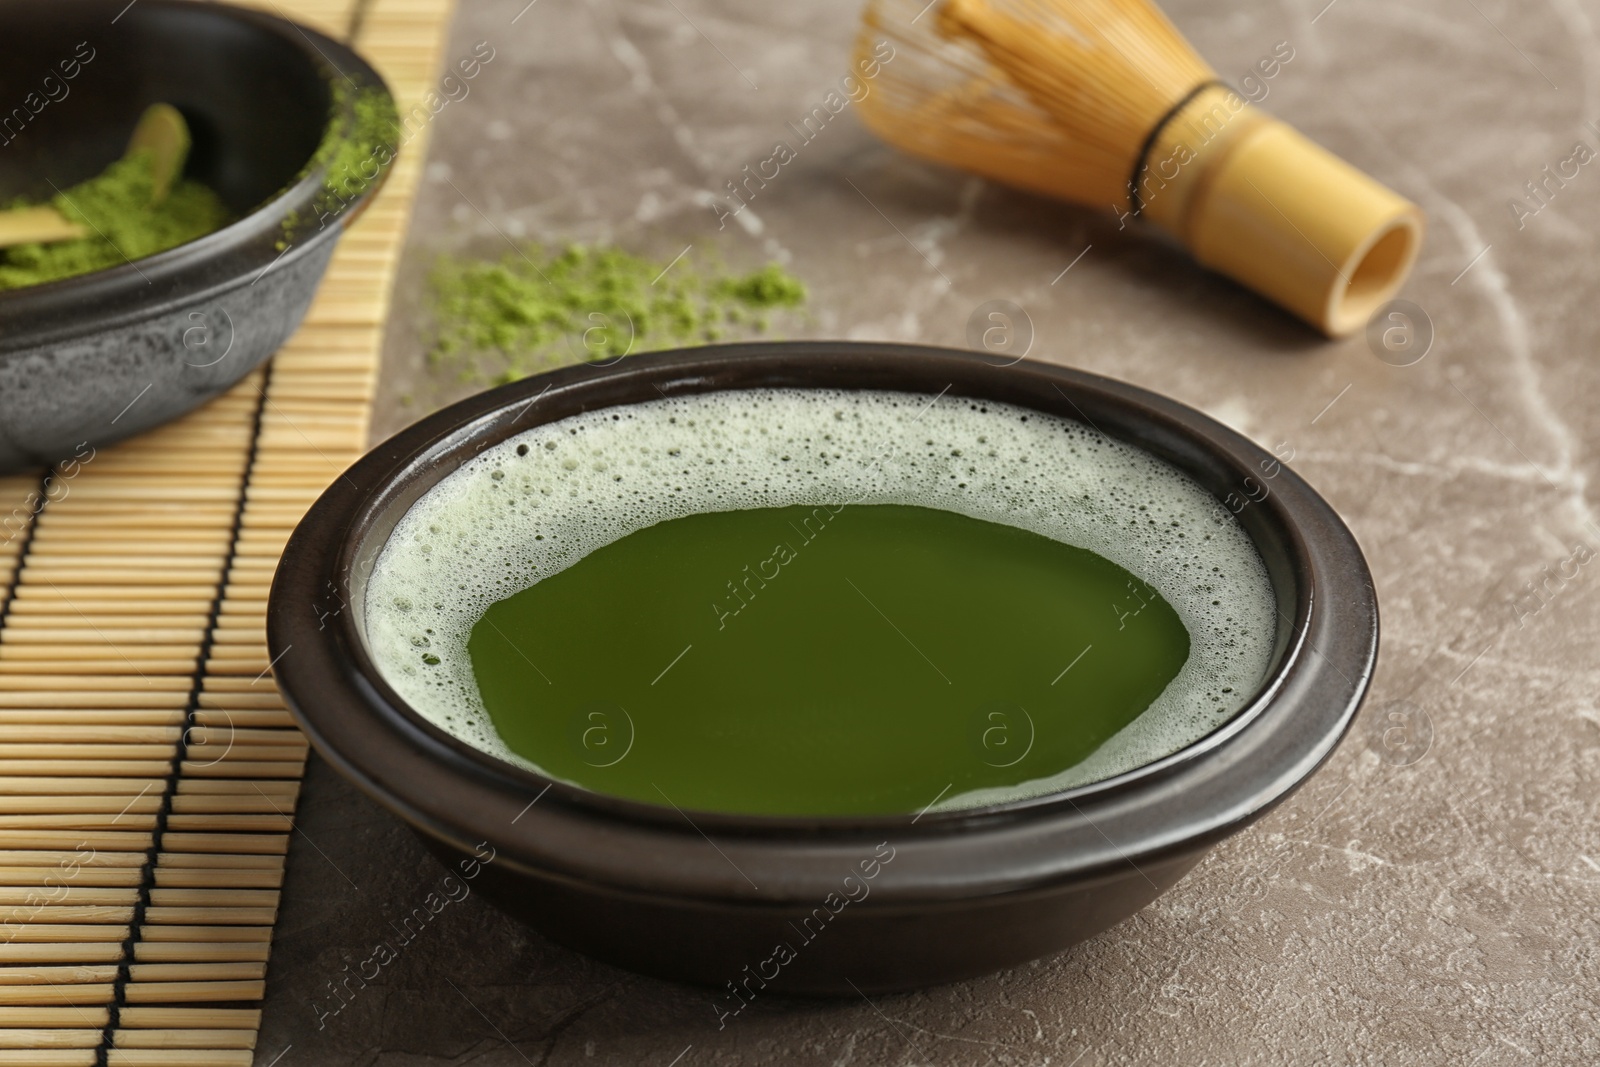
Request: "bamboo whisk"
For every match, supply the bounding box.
[855,0,1423,336]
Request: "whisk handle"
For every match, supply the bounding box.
[1136,85,1422,337]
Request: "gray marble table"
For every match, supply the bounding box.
[255,0,1600,1062]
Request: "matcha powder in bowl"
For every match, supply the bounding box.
[428,244,807,382]
[0,151,232,290]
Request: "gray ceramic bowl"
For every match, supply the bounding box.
[0,0,393,472]
[269,343,1379,994]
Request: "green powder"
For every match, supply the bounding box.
[0,152,232,291]
[282,83,401,243]
[428,244,808,383]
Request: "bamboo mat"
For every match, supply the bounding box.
[0,0,456,1062]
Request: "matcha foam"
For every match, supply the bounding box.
[363,388,1277,806]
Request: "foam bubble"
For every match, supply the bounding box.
[363,388,1276,806]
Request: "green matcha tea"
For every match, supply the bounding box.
[366,388,1277,815]
[468,503,1189,815]
[0,151,232,291]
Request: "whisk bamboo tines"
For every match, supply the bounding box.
[856,0,1423,337]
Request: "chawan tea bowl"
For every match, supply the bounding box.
[0,0,393,472]
[268,342,1377,995]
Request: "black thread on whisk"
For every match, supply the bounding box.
[1126,79,1229,218]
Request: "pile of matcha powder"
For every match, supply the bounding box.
[0,152,232,290]
[429,244,807,383]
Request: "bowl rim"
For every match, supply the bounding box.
[0,0,394,348]
[268,342,1378,905]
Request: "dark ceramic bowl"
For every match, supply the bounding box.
[269,343,1378,994]
[0,0,393,472]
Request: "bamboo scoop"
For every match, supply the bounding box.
[0,103,191,248]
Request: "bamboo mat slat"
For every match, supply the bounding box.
[0,0,457,1061]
